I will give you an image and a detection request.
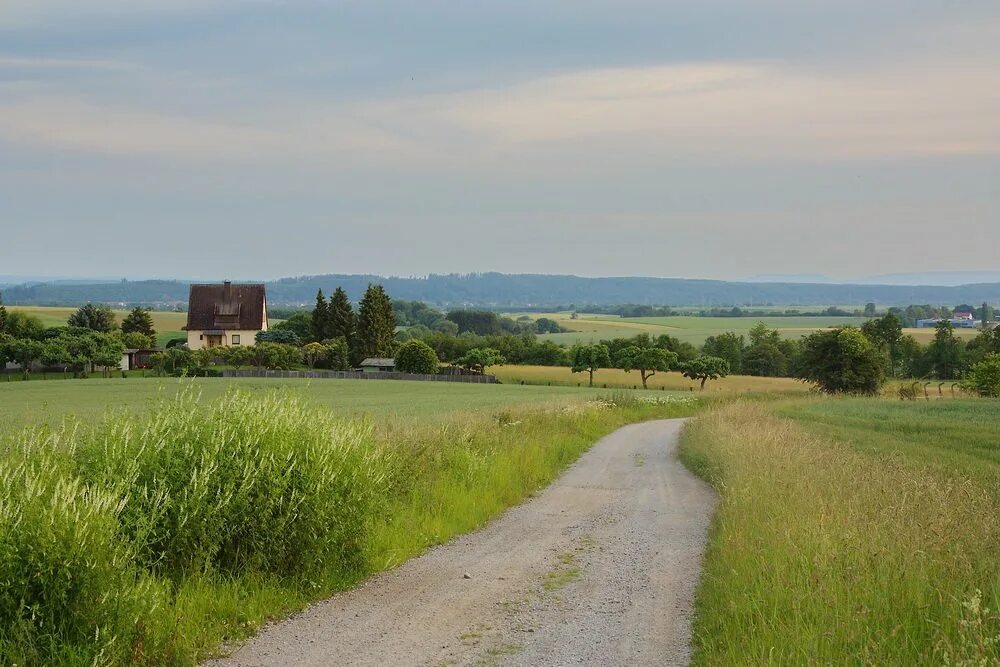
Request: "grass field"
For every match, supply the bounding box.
[0,377,605,432]
[493,364,807,393]
[0,382,699,665]
[680,398,999,664]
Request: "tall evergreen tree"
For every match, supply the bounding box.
[311,289,330,342]
[0,290,7,335]
[121,306,156,339]
[329,287,356,343]
[356,284,395,359]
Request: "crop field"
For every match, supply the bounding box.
[680,398,999,664]
[493,364,808,393]
[528,312,872,346]
[0,376,603,432]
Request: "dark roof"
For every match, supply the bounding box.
[361,358,395,366]
[184,282,267,331]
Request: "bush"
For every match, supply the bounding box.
[961,353,1000,397]
[798,327,886,395]
[394,339,440,374]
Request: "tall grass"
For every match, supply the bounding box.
[680,401,999,664]
[0,387,697,665]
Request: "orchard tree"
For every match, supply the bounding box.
[617,345,677,389]
[93,337,126,377]
[457,347,505,375]
[395,339,441,374]
[223,344,253,369]
[302,341,327,369]
[571,343,611,387]
[121,307,156,339]
[122,331,156,349]
[356,284,395,360]
[7,338,43,379]
[682,356,730,390]
[798,327,885,395]
[68,303,116,332]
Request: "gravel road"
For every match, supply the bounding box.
[204,418,717,667]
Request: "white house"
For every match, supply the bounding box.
[184,281,268,350]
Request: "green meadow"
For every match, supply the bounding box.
[680,397,999,665]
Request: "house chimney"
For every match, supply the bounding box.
[223,280,232,299]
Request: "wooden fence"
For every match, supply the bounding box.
[222,369,498,383]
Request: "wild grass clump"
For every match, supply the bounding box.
[0,385,699,665]
[680,400,1000,665]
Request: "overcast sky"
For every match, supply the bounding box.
[2,1,998,281]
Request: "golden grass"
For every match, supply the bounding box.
[680,400,999,664]
[493,364,808,393]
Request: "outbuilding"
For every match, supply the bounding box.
[360,358,396,373]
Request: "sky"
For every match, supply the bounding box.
[1,0,999,281]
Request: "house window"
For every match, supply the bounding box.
[199,334,203,340]
[232,334,241,345]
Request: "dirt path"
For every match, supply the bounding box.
[205,419,717,667]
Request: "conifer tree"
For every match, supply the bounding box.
[356,284,395,359]
[329,287,356,343]
[311,289,330,342]
[121,307,156,339]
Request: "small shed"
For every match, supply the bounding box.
[121,348,161,371]
[360,358,396,373]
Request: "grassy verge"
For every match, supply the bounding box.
[0,387,699,665]
[680,400,999,664]
[492,364,808,393]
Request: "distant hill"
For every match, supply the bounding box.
[3,273,1000,308]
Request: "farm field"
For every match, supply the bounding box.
[526,311,981,346]
[493,364,807,393]
[0,376,601,431]
[680,398,999,664]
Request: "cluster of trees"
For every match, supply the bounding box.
[886,302,995,327]
[565,334,729,389]
[0,297,162,378]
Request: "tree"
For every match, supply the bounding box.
[571,343,611,387]
[922,320,966,380]
[702,332,746,374]
[151,347,193,376]
[617,346,677,389]
[961,354,1000,397]
[457,347,505,375]
[274,311,313,342]
[4,338,43,379]
[311,290,330,342]
[256,329,302,346]
[92,336,126,377]
[302,341,327,369]
[743,324,792,377]
[356,284,396,360]
[223,344,253,369]
[798,327,886,395]
[4,312,45,340]
[248,342,302,370]
[321,337,350,371]
[864,302,877,318]
[67,303,116,332]
[395,339,441,374]
[980,303,995,329]
[120,307,156,339]
[681,356,730,390]
[861,313,904,377]
[0,290,7,334]
[329,287,356,344]
[122,331,156,349]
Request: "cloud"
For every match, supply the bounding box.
[407,57,1000,161]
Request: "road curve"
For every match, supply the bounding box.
[204,419,717,667]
